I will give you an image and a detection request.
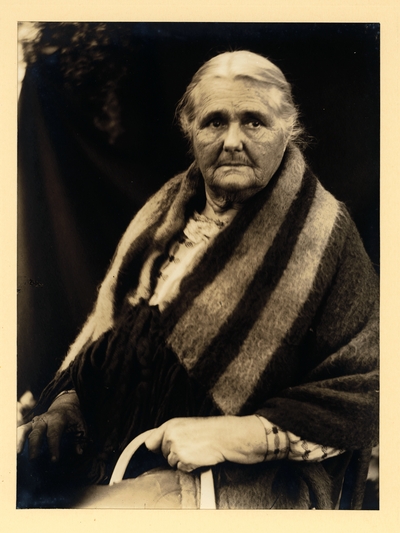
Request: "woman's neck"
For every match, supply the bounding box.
[202,198,239,224]
[203,188,243,220]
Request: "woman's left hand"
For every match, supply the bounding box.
[145,416,266,472]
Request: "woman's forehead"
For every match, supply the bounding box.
[193,78,284,118]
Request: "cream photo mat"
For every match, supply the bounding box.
[1,1,398,532]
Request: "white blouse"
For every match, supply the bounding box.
[149,210,235,307]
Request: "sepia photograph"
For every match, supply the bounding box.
[16,22,379,510]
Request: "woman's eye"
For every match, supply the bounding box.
[247,120,262,128]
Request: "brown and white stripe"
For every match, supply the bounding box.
[210,183,340,414]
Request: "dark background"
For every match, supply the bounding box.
[18,22,380,399]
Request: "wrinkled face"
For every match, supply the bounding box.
[191,78,289,202]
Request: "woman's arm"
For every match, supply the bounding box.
[144,414,344,472]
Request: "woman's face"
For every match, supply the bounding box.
[191,78,289,203]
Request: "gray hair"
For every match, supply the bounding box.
[176,50,303,145]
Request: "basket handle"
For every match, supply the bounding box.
[109,429,216,509]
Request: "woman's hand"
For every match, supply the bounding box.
[17,391,88,462]
[145,416,266,472]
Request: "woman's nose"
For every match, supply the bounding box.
[223,122,243,151]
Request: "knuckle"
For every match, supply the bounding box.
[48,410,65,422]
[47,426,62,439]
[166,418,180,431]
[179,463,193,473]
[28,427,43,440]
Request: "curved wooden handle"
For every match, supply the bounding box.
[109,429,155,485]
[109,429,216,509]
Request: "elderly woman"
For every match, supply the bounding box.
[18,51,379,509]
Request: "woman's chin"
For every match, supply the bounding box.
[213,173,255,193]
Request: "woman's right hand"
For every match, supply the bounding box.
[17,391,88,462]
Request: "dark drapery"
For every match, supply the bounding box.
[17,22,379,398]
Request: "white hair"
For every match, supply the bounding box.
[176,50,303,145]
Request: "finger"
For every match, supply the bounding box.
[46,419,67,462]
[74,417,88,438]
[17,422,33,454]
[28,419,47,460]
[75,442,84,455]
[167,451,179,468]
[176,461,195,473]
[160,435,172,459]
[73,430,88,455]
[66,419,88,455]
[144,426,165,453]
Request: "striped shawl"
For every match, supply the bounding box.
[51,144,378,506]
